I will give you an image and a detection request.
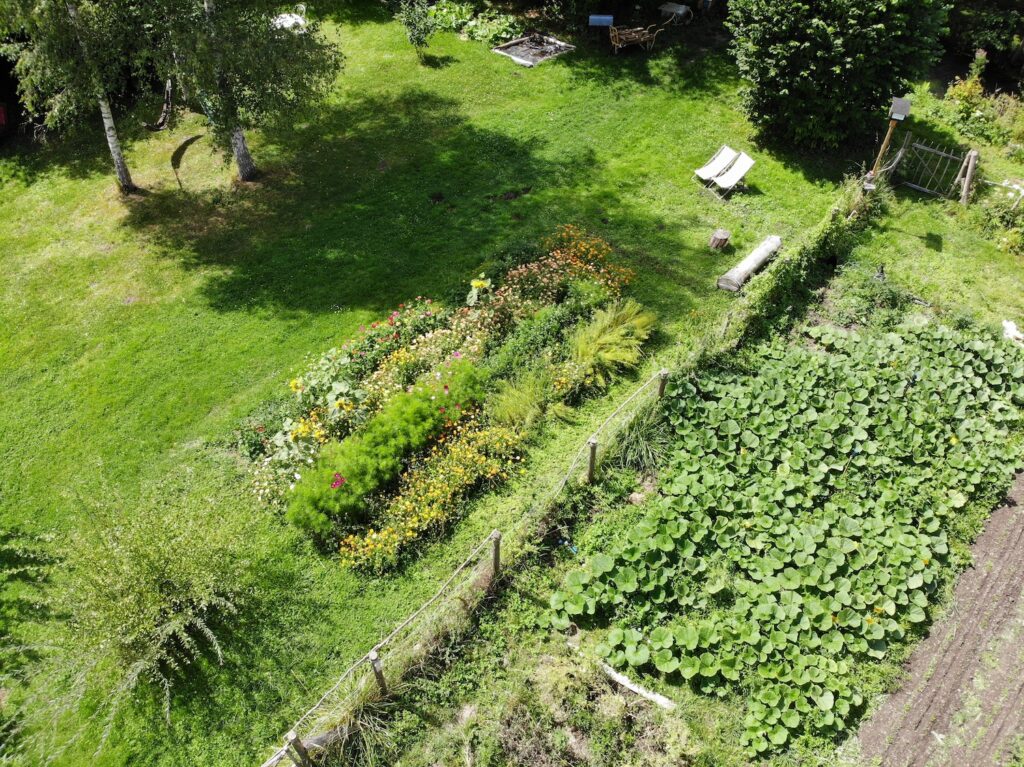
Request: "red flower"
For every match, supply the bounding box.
[331,473,347,489]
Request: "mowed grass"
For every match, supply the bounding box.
[842,80,1024,327]
[0,6,842,767]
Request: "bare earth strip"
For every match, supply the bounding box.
[856,473,1024,767]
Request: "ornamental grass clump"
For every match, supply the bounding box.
[287,360,486,536]
[567,299,657,393]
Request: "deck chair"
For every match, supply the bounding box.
[694,145,738,183]
[711,152,754,197]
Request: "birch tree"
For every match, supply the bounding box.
[141,0,342,181]
[0,0,141,193]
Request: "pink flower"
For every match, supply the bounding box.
[331,473,346,489]
[439,406,446,413]
[453,351,463,359]
[443,385,450,395]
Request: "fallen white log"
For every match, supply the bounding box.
[599,662,677,710]
[717,235,782,292]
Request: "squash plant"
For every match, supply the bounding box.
[551,323,1024,755]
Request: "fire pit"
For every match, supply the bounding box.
[492,34,575,67]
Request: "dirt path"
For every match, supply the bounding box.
[856,473,1024,767]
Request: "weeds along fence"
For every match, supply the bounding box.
[258,369,672,767]
[259,178,882,767]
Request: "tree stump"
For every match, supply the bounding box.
[709,229,731,249]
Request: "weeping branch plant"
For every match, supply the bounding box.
[8,477,254,761]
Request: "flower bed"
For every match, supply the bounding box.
[339,419,523,570]
[287,360,486,535]
[244,226,656,566]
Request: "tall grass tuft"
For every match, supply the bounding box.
[569,299,657,391]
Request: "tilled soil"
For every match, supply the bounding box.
[856,473,1024,767]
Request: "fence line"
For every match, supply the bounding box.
[258,367,673,767]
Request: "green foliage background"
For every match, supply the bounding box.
[727,0,947,147]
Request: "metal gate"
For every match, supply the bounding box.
[890,133,972,199]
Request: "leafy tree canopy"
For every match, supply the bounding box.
[728,0,948,148]
[142,0,343,153]
[0,0,141,128]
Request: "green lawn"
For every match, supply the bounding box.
[0,6,846,767]
[837,78,1024,329]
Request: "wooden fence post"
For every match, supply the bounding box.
[587,437,598,483]
[369,649,388,696]
[491,530,501,578]
[658,369,670,397]
[960,150,979,206]
[285,731,311,767]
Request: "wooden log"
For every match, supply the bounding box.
[960,150,980,206]
[717,235,782,292]
[586,437,598,483]
[709,228,731,249]
[657,369,669,397]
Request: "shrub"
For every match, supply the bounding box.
[20,475,255,757]
[943,51,1024,146]
[567,299,656,392]
[429,0,476,32]
[339,420,522,570]
[975,190,1024,256]
[287,360,487,535]
[947,0,1024,63]
[397,0,436,58]
[727,0,947,147]
[463,10,522,45]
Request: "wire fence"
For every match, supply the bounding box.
[258,368,671,767]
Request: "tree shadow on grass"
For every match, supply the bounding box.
[559,24,740,100]
[119,87,718,331]
[120,89,604,316]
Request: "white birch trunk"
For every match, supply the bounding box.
[98,96,137,193]
[203,0,258,181]
[65,0,137,193]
